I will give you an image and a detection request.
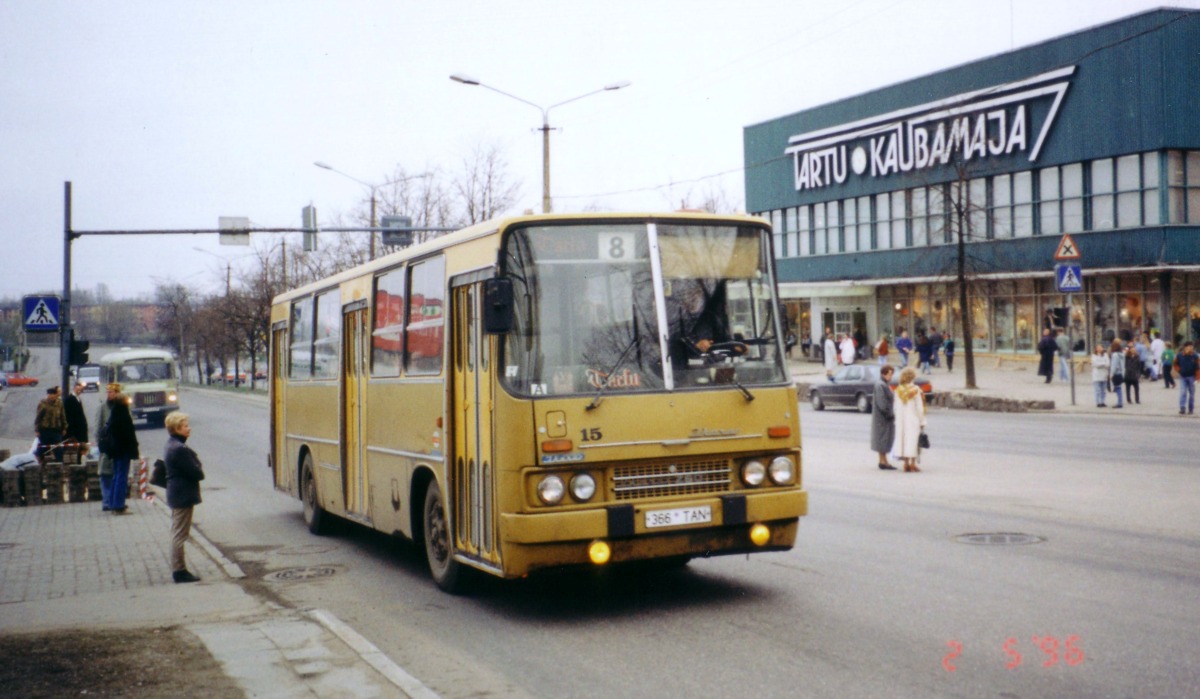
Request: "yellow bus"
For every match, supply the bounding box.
[269,212,806,591]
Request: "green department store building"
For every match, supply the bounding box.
[745,8,1200,356]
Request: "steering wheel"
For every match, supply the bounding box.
[703,341,749,359]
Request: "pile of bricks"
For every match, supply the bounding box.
[1,469,20,507]
[0,446,105,506]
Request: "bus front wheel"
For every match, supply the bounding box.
[423,482,466,593]
[302,455,332,535]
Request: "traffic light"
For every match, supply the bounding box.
[69,338,90,366]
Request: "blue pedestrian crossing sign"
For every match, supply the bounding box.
[23,295,61,332]
[1055,264,1083,293]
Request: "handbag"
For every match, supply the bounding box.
[150,459,167,488]
[97,423,115,455]
[918,430,931,449]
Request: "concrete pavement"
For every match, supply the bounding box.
[0,431,436,699]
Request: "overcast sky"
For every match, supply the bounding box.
[3,0,1197,301]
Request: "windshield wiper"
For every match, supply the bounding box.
[585,335,640,412]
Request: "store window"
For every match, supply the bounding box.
[857,196,872,251]
[1039,166,1061,235]
[1167,150,1200,224]
[968,178,987,241]
[1013,171,1034,237]
[1014,279,1036,352]
[1091,158,1115,230]
[799,205,812,256]
[843,197,858,253]
[875,193,891,250]
[1143,153,1161,225]
[1062,163,1085,232]
[892,190,908,248]
[814,203,827,255]
[785,208,798,258]
[992,174,1012,238]
[911,187,928,247]
[1115,154,1142,228]
[827,200,842,253]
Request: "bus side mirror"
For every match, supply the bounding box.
[483,278,514,334]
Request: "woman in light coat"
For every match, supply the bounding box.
[1089,344,1110,407]
[1108,340,1125,408]
[892,367,927,473]
[822,332,838,375]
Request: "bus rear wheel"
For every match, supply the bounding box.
[301,455,332,535]
[423,482,467,593]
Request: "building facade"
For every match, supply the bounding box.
[744,8,1200,358]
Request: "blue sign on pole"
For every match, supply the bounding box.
[1055,263,1083,293]
[22,295,62,332]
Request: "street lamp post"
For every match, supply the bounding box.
[313,162,428,260]
[450,74,631,213]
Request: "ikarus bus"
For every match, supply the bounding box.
[269,212,806,591]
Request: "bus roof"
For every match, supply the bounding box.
[271,210,769,306]
[98,347,177,365]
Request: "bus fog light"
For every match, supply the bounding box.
[570,473,596,501]
[537,475,565,505]
[750,523,771,546]
[741,460,766,487]
[768,456,794,485]
[588,540,611,565]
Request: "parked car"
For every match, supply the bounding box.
[809,364,932,413]
[4,372,39,387]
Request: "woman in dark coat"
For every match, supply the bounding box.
[102,387,140,514]
[1037,329,1058,383]
[871,365,897,470]
[164,412,204,583]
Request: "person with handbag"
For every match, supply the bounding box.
[164,412,205,584]
[892,367,927,473]
[100,383,140,514]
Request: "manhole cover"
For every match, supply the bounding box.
[264,566,339,582]
[954,533,1045,546]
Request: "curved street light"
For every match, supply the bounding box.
[314,162,429,259]
[450,74,631,213]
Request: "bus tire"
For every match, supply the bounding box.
[423,482,466,593]
[301,454,332,536]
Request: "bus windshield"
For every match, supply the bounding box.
[500,221,787,397]
[117,361,174,383]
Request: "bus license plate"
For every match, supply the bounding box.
[645,505,712,529]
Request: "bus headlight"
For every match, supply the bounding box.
[168,393,178,403]
[569,473,596,502]
[768,456,794,485]
[741,460,766,487]
[537,475,565,505]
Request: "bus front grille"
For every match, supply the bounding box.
[135,392,166,408]
[612,459,731,500]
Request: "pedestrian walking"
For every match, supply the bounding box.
[839,333,857,366]
[822,331,837,376]
[63,382,89,445]
[34,387,67,463]
[100,382,140,514]
[1056,329,1071,382]
[1150,332,1166,381]
[944,334,955,372]
[1173,341,1197,415]
[164,412,205,583]
[871,365,896,470]
[1162,341,1176,389]
[1037,329,1057,384]
[1123,344,1142,405]
[916,332,933,374]
[895,330,913,367]
[928,327,943,368]
[1108,340,1126,408]
[1135,333,1153,380]
[892,367,927,473]
[875,335,890,366]
[1090,345,1110,407]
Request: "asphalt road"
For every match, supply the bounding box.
[5,347,1198,698]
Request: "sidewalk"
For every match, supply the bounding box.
[0,431,436,698]
[788,354,1192,418]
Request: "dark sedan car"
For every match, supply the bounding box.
[808,364,933,412]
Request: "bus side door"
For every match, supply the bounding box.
[341,301,369,521]
[451,283,499,568]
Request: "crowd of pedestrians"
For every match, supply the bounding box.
[1085,332,1196,413]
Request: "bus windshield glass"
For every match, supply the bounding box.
[500,221,787,397]
[117,361,174,383]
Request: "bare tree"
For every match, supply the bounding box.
[154,281,197,380]
[453,141,520,225]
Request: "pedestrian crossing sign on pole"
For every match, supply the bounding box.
[1055,264,1083,293]
[23,295,61,332]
